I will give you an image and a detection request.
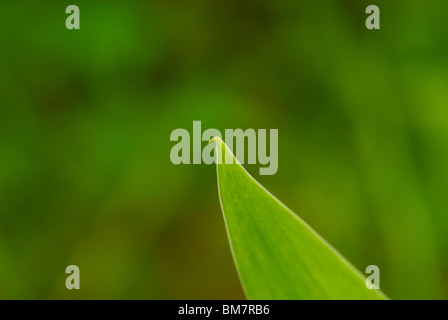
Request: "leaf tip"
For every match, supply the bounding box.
[209,136,223,144]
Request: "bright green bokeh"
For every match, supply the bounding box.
[0,1,447,299]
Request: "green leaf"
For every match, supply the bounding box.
[212,137,387,300]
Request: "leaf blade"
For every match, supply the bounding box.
[213,137,387,300]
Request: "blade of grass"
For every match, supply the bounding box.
[212,137,387,300]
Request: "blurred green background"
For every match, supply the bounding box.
[0,1,447,299]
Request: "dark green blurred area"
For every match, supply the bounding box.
[0,0,447,299]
